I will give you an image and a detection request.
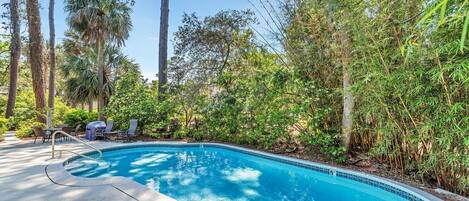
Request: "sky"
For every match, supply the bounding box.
[37,0,259,81]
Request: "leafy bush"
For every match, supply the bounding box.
[2,90,72,130]
[0,117,7,141]
[187,51,313,152]
[52,97,73,126]
[63,109,98,129]
[16,121,45,138]
[106,72,173,132]
[7,90,36,130]
[0,95,6,115]
[172,128,189,139]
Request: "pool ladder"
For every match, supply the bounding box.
[51,131,103,162]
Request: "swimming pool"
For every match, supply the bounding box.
[64,143,436,201]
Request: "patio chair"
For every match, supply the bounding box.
[70,124,81,138]
[61,125,72,141]
[96,121,118,140]
[33,126,50,144]
[103,121,120,137]
[117,119,138,142]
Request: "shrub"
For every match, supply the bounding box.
[0,117,7,141]
[106,73,173,132]
[63,109,98,129]
[0,95,6,115]
[16,121,45,138]
[7,90,36,130]
[51,97,73,126]
[2,90,71,130]
[172,128,189,139]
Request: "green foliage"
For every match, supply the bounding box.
[3,89,73,130]
[417,0,468,52]
[169,81,207,134]
[0,96,6,118]
[52,97,74,126]
[0,37,9,86]
[63,109,98,129]
[173,128,190,140]
[65,0,133,46]
[16,121,45,138]
[7,90,37,130]
[106,72,173,132]
[61,30,141,105]
[285,0,469,194]
[167,9,347,162]
[169,10,256,84]
[0,117,7,141]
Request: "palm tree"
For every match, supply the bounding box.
[48,0,56,113]
[65,0,133,120]
[26,0,46,123]
[62,50,100,109]
[158,0,169,97]
[5,0,21,118]
[104,45,140,82]
[61,33,138,110]
[62,30,86,56]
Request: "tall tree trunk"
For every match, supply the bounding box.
[5,0,21,118]
[48,0,56,110]
[158,0,169,97]
[43,56,48,94]
[26,0,46,123]
[327,0,354,152]
[340,30,354,152]
[97,38,105,120]
[88,100,93,112]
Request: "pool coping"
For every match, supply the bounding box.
[46,142,443,201]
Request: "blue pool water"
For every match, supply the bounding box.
[66,146,410,201]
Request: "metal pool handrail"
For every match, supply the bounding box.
[51,130,103,160]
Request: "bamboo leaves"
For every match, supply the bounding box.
[439,0,448,26]
[417,0,449,27]
[418,0,469,52]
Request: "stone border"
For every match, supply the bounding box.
[48,142,442,201]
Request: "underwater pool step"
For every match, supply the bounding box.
[80,167,110,177]
[66,160,110,176]
[67,164,99,175]
[64,162,86,171]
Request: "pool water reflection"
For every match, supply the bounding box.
[66,146,408,201]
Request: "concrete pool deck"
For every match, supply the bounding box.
[0,131,173,201]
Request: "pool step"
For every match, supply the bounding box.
[80,166,110,177]
[67,163,99,175]
[65,162,87,171]
[66,160,110,176]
